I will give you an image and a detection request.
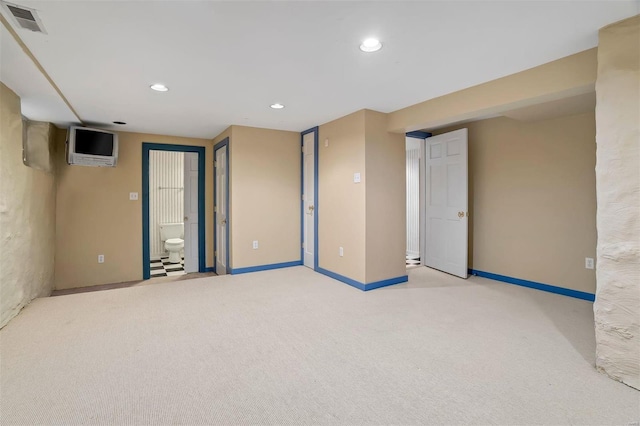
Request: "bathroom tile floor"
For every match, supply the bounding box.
[150,256,185,278]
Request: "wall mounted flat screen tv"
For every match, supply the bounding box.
[66,126,118,167]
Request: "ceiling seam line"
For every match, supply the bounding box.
[0,13,84,125]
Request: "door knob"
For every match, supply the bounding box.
[221,219,227,225]
[458,211,464,218]
[184,216,188,221]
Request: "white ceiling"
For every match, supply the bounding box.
[1,1,638,139]
[0,24,77,124]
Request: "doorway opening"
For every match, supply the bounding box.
[301,127,318,270]
[214,138,229,275]
[424,129,469,278]
[406,129,469,278]
[406,133,427,269]
[149,150,186,278]
[142,143,206,280]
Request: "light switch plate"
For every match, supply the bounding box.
[129,192,139,200]
[354,173,361,183]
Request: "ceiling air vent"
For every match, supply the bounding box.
[1,1,47,34]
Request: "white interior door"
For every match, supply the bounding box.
[215,145,228,275]
[424,128,468,278]
[303,131,315,268]
[183,152,199,273]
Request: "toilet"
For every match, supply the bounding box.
[159,222,184,263]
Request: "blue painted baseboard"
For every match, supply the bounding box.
[230,260,302,275]
[316,267,408,291]
[469,269,595,302]
[204,267,216,273]
[365,275,409,291]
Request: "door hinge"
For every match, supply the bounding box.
[214,206,217,213]
[302,243,304,248]
[214,251,217,257]
[302,194,304,201]
[214,161,217,167]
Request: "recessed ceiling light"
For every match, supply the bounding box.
[150,83,169,92]
[270,103,285,109]
[360,38,382,53]
[113,121,126,125]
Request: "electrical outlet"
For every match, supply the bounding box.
[353,173,361,183]
[253,240,259,249]
[129,192,138,200]
[339,247,344,257]
[585,257,595,269]
[98,254,105,264]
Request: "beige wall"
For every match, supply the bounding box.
[55,129,213,289]
[318,110,367,283]
[0,83,56,327]
[225,126,300,269]
[389,48,597,133]
[317,109,406,285]
[433,111,597,293]
[364,110,406,283]
[594,15,640,390]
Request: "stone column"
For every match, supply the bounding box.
[594,15,640,390]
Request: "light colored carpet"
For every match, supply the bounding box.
[1,266,638,425]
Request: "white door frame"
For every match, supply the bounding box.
[214,138,229,275]
[301,127,318,269]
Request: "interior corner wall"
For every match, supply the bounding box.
[318,110,367,283]
[227,126,300,269]
[364,110,406,283]
[593,15,640,390]
[0,83,56,328]
[54,129,212,290]
[433,111,597,294]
